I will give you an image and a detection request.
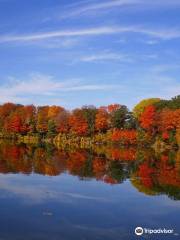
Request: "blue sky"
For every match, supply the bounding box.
[0,0,180,109]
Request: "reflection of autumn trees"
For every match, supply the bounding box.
[67,151,88,176]
[93,157,106,180]
[156,152,180,189]
[0,144,32,174]
[32,146,69,176]
[93,146,137,161]
[0,143,179,199]
[131,150,180,200]
[109,148,136,161]
[0,144,136,183]
[0,144,68,176]
[134,162,155,190]
[92,156,129,184]
[111,130,137,145]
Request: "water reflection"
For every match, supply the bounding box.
[0,142,179,200]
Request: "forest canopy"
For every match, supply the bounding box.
[0,96,179,147]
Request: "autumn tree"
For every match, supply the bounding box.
[133,98,160,119]
[110,105,132,129]
[47,119,57,137]
[69,109,88,136]
[107,104,121,113]
[55,110,70,134]
[95,107,109,132]
[82,105,97,136]
[139,105,157,134]
[154,95,180,110]
[48,106,64,119]
[36,106,49,136]
[9,114,22,133]
[0,103,17,132]
[47,106,65,136]
[23,105,36,133]
[159,109,180,131]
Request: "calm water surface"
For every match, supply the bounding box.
[0,142,179,240]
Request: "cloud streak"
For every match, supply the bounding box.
[62,0,180,19]
[0,73,122,104]
[78,51,130,62]
[63,0,139,18]
[0,176,110,205]
[0,26,122,43]
[1,25,180,44]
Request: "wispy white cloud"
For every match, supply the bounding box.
[0,176,110,205]
[134,28,180,40]
[0,26,122,43]
[62,0,139,18]
[1,25,180,44]
[0,73,123,104]
[78,51,130,62]
[60,0,180,19]
[31,38,81,49]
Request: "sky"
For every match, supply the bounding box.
[0,0,180,110]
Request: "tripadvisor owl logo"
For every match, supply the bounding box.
[135,227,144,236]
[135,227,174,236]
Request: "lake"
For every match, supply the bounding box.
[0,142,179,240]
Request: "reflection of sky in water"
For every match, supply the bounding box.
[0,173,179,240]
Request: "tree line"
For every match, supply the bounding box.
[0,95,179,147]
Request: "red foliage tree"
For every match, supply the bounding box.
[159,109,180,131]
[139,105,157,132]
[69,109,88,136]
[9,115,22,133]
[95,107,109,132]
[56,110,70,133]
[107,104,121,113]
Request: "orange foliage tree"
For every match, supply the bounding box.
[69,109,88,136]
[95,107,109,132]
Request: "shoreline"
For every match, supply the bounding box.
[0,133,178,152]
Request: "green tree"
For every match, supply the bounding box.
[124,112,137,129]
[47,119,57,137]
[154,95,180,110]
[82,105,97,136]
[111,105,129,129]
